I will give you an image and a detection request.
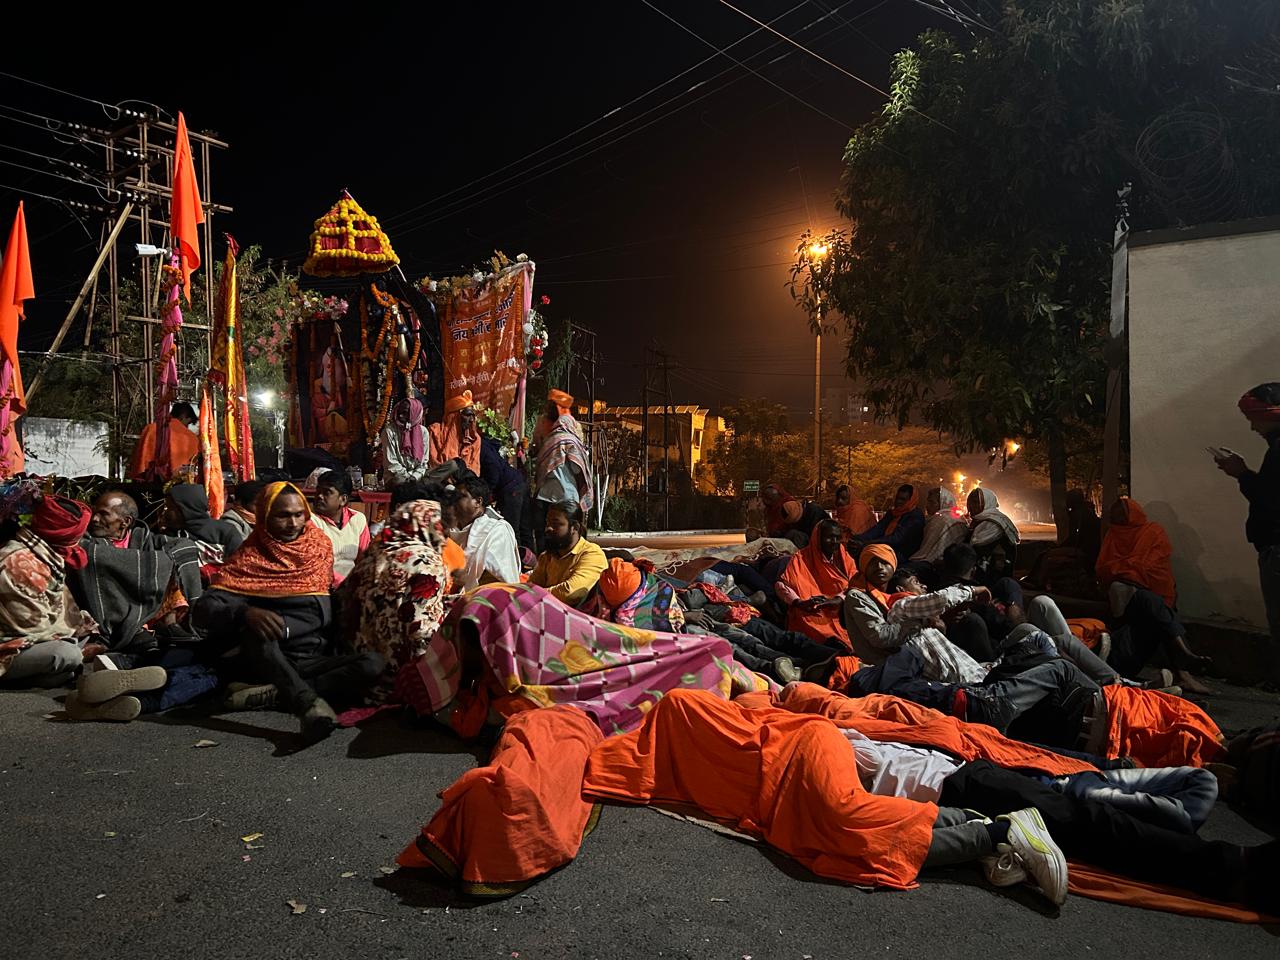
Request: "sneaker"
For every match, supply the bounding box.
[299,697,337,742]
[773,657,802,684]
[998,807,1068,905]
[78,666,167,704]
[223,683,278,711]
[65,691,141,722]
[981,843,1029,888]
[745,591,767,608]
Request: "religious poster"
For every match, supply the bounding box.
[431,261,532,425]
[288,314,359,458]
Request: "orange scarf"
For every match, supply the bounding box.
[212,482,333,597]
[883,485,918,535]
[851,543,898,610]
[834,501,875,539]
[1096,499,1176,607]
[778,533,855,648]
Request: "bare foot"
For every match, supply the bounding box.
[1174,670,1213,695]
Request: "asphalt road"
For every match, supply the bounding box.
[2,681,1279,960]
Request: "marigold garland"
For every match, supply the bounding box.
[303,194,400,278]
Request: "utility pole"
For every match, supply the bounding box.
[662,351,672,531]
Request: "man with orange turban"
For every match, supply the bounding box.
[844,543,988,683]
[429,390,481,475]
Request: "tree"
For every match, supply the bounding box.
[824,423,968,510]
[705,398,812,495]
[791,0,1280,537]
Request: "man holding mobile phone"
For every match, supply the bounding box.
[1215,382,1280,683]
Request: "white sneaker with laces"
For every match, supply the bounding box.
[999,807,1069,905]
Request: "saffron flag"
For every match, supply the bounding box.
[199,380,226,517]
[0,201,33,476]
[170,112,205,304]
[149,260,185,479]
[431,261,531,427]
[208,238,254,481]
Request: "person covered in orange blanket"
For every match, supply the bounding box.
[854,483,926,559]
[831,483,875,543]
[428,390,481,476]
[1097,497,1213,695]
[776,519,854,648]
[126,401,200,481]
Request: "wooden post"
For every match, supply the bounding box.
[25,202,134,403]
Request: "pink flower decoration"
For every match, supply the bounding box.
[248,345,260,357]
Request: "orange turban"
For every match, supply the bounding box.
[548,388,574,410]
[445,390,474,414]
[858,543,898,574]
[599,557,643,606]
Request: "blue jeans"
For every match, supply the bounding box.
[1042,766,1218,834]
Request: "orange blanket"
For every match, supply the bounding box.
[774,683,1096,777]
[1096,499,1177,607]
[1103,684,1226,768]
[778,534,855,649]
[397,704,602,897]
[582,688,935,890]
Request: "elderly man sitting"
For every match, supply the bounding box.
[66,490,204,658]
[0,494,168,721]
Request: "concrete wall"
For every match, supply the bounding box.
[1129,224,1280,629]
[21,417,109,478]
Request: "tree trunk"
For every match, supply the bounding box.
[1048,431,1070,543]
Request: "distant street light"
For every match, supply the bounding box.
[803,240,830,497]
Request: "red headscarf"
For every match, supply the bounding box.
[763,482,800,537]
[212,482,333,597]
[851,543,899,610]
[883,484,919,535]
[1096,498,1176,608]
[1239,389,1280,423]
[31,495,90,570]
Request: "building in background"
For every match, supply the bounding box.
[823,386,872,426]
[21,418,109,477]
[600,405,727,494]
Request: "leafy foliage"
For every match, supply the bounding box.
[791,0,1280,532]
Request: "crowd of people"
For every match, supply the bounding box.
[1,384,1279,918]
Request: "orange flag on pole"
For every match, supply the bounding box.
[170,112,205,303]
[0,201,33,476]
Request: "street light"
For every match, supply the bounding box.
[804,240,829,497]
[252,389,284,468]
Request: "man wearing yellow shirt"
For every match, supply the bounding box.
[529,501,607,607]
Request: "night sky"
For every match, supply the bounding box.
[2,2,948,419]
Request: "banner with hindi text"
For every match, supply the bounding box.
[432,262,531,429]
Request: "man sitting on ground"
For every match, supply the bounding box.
[66,490,203,658]
[447,476,521,590]
[195,482,383,741]
[844,544,988,683]
[776,519,855,650]
[905,487,969,584]
[855,483,926,559]
[528,501,607,607]
[219,479,265,543]
[310,469,370,585]
[162,482,246,570]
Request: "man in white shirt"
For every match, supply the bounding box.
[448,477,521,590]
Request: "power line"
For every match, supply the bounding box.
[379,0,874,242]
[715,0,959,135]
[379,0,813,230]
[639,0,856,132]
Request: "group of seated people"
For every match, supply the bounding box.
[0,465,1272,917]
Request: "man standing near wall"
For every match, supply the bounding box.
[1214,383,1280,683]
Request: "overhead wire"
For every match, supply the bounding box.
[379,0,813,229]
[378,0,876,242]
[714,0,960,134]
